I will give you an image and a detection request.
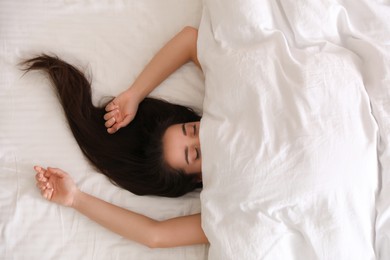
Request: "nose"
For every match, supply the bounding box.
[189,135,201,158]
[188,132,200,146]
[186,122,201,155]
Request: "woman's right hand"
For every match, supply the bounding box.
[34,166,78,207]
[104,89,140,134]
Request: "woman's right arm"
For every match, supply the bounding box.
[34,166,208,248]
[104,26,201,134]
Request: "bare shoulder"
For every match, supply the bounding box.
[180,26,201,69]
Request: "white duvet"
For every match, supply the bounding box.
[1,0,390,259]
[198,0,390,259]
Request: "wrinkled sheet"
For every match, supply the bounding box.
[198,0,390,259]
[0,1,208,259]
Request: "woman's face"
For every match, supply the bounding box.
[162,121,202,178]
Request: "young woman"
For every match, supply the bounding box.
[24,26,203,197]
[31,26,209,247]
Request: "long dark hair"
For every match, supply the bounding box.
[21,54,201,197]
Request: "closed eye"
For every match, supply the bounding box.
[185,147,189,165]
[195,147,199,160]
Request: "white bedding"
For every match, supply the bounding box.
[0,1,208,259]
[2,0,390,259]
[198,0,390,259]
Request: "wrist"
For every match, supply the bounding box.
[126,84,146,104]
[71,188,83,209]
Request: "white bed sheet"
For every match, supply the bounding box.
[0,1,208,259]
[198,0,390,259]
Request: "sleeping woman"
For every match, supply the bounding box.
[26,26,209,247]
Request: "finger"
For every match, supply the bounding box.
[34,165,46,175]
[104,117,116,128]
[107,126,117,134]
[37,171,48,182]
[41,188,53,200]
[36,166,51,178]
[36,181,47,190]
[43,170,51,178]
[35,172,48,182]
[107,114,133,134]
[46,181,52,189]
[107,122,120,134]
[34,166,51,179]
[103,109,119,121]
[116,114,133,129]
[34,165,43,173]
[107,122,121,134]
[36,177,50,188]
[105,102,119,112]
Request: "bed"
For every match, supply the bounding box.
[1,0,389,260]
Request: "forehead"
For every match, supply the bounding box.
[162,123,185,167]
[163,123,184,147]
[164,123,183,139]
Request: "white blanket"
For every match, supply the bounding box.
[2,1,390,259]
[198,0,390,259]
[0,1,208,259]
